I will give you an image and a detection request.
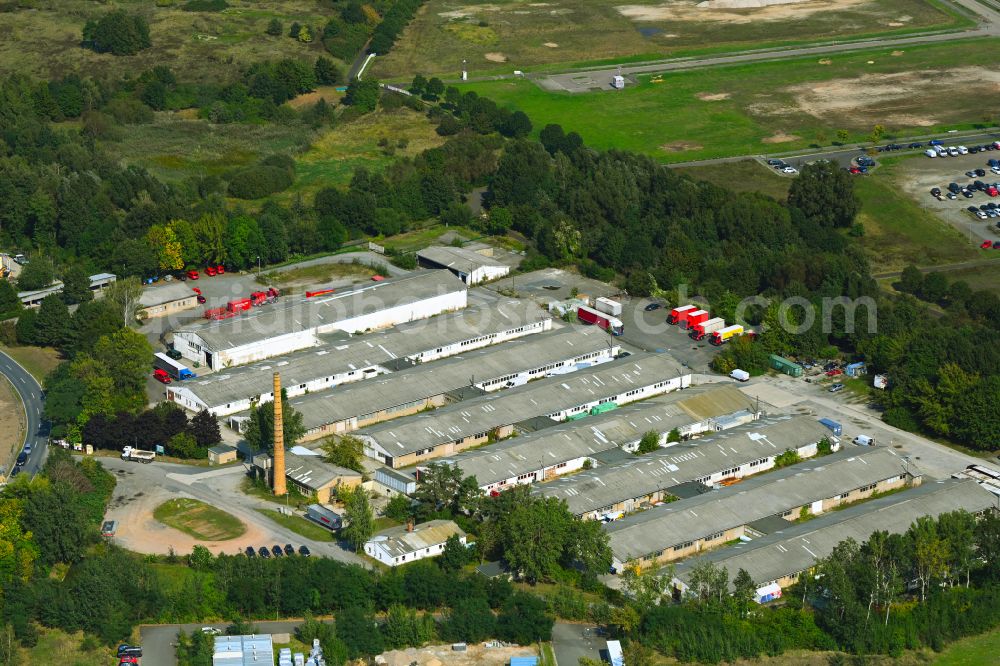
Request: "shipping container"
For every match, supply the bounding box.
[768,354,803,377]
[818,418,842,436]
[594,297,623,317]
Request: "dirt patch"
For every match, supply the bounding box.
[616,0,868,24]
[763,131,801,143]
[287,86,344,109]
[0,374,24,479]
[485,52,508,62]
[543,42,559,47]
[661,141,704,152]
[891,50,905,56]
[777,68,1000,127]
[378,643,537,666]
[818,58,832,65]
[697,92,731,100]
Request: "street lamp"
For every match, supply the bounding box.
[256,255,261,280]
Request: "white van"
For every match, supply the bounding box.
[924,149,937,158]
[852,435,875,446]
[730,369,750,382]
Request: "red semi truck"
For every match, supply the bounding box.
[683,309,709,330]
[250,287,280,306]
[667,304,697,325]
[577,305,624,336]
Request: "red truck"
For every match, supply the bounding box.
[305,288,336,298]
[682,309,709,330]
[250,287,280,306]
[153,369,172,384]
[667,304,697,325]
[227,297,252,313]
[690,317,726,341]
[577,305,624,336]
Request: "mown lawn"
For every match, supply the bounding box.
[931,628,1000,665]
[675,160,792,201]
[153,498,247,541]
[461,39,1000,164]
[0,343,63,383]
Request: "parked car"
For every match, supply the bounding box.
[947,192,958,200]
[782,166,798,174]
[976,168,987,177]
[931,187,941,197]
[196,295,206,304]
[153,369,171,384]
[258,547,270,558]
[644,302,662,311]
[201,627,222,636]
[166,348,183,360]
[299,545,311,557]
[909,142,923,149]
[994,241,1000,249]
[284,544,295,556]
[187,269,199,280]
[829,383,846,393]
[205,266,217,277]
[245,546,256,557]
[982,241,993,249]
[216,265,226,274]
[826,368,844,377]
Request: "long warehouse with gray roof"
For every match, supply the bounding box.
[440,384,758,492]
[245,326,621,441]
[355,353,692,468]
[172,270,468,370]
[671,479,997,601]
[166,299,552,415]
[537,415,836,520]
[606,447,918,571]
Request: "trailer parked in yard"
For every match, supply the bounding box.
[683,309,710,330]
[154,352,196,380]
[691,317,726,341]
[819,418,843,436]
[121,446,155,463]
[710,324,744,346]
[667,304,697,325]
[595,297,623,317]
[577,304,624,335]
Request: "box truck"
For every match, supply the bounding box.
[691,317,726,341]
[153,352,196,380]
[683,309,710,330]
[594,297,623,317]
[667,304,697,325]
[577,305,624,335]
[710,324,744,346]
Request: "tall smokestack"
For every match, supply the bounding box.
[272,372,286,496]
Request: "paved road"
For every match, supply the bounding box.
[529,0,998,92]
[0,349,49,479]
[551,622,603,666]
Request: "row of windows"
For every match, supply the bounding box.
[859,483,878,493]
[460,333,500,347]
[748,457,769,468]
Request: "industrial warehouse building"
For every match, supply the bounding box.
[18,272,117,307]
[440,385,758,493]
[364,519,467,566]
[139,282,199,318]
[166,300,552,415]
[537,415,836,520]
[172,270,468,370]
[355,354,691,468]
[242,326,620,441]
[671,479,996,602]
[416,245,511,285]
[606,447,918,572]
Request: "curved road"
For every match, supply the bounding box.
[0,350,49,478]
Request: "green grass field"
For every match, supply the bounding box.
[256,508,337,542]
[674,160,792,200]
[153,498,247,541]
[372,0,967,79]
[931,628,1000,664]
[931,262,1000,295]
[0,343,64,383]
[460,39,1000,164]
[854,160,979,271]
[0,0,335,82]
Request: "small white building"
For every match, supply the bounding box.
[364,519,466,566]
[416,245,510,286]
[612,75,625,90]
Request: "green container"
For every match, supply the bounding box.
[590,402,619,416]
[768,354,803,377]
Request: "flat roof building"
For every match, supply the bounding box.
[417,245,511,285]
[671,479,997,600]
[356,354,692,468]
[537,415,835,520]
[248,326,620,441]
[213,634,274,666]
[167,299,552,415]
[364,519,467,566]
[440,385,758,493]
[172,270,468,370]
[606,447,918,571]
[140,282,199,319]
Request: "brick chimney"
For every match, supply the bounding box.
[272,372,286,496]
[406,518,414,532]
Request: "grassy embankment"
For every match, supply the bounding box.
[153,498,247,541]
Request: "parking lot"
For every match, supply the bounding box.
[896,146,1000,246]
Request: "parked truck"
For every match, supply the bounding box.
[227,297,252,313]
[594,297,623,317]
[577,305,624,336]
[121,446,155,463]
[250,287,280,306]
[818,418,843,436]
[690,317,726,341]
[710,324,744,346]
[153,352,196,380]
[667,304,697,325]
[683,309,710,330]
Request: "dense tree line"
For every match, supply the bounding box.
[82,11,151,56]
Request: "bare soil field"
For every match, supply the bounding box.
[377,643,537,666]
[372,0,962,78]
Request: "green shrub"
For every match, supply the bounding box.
[182,0,229,10]
[227,165,294,199]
